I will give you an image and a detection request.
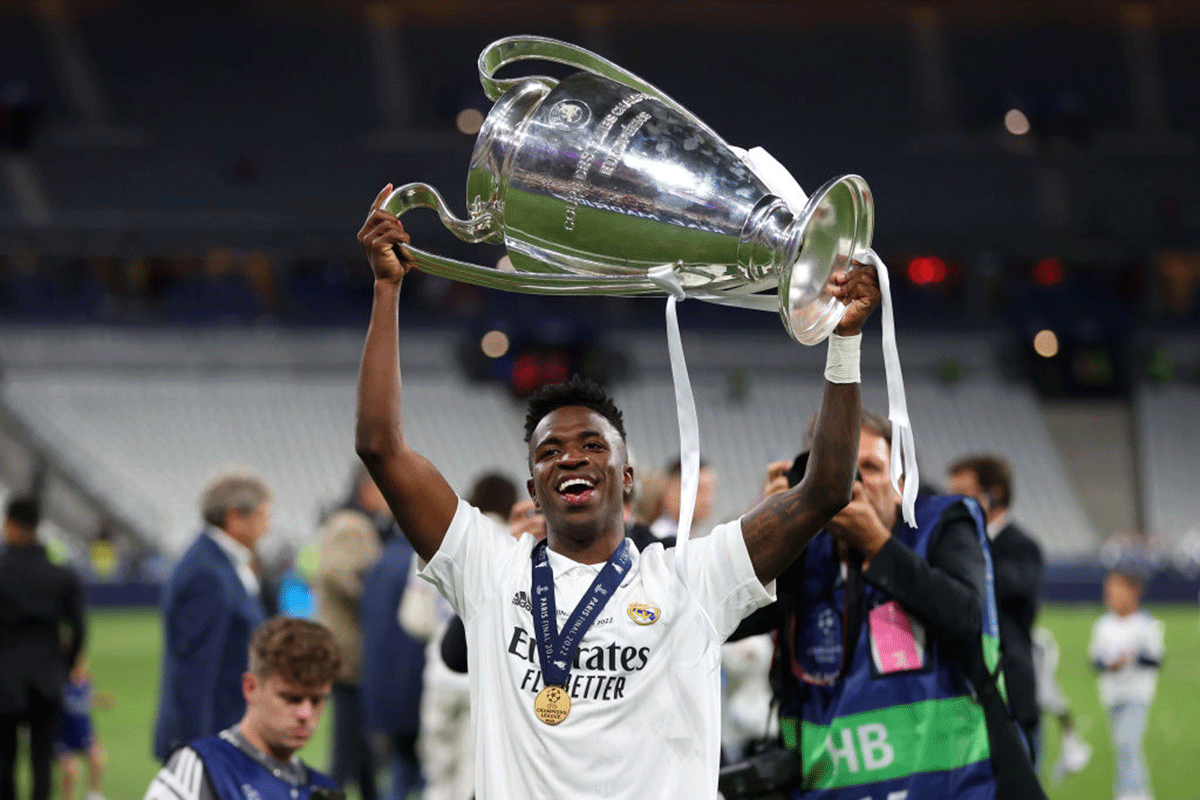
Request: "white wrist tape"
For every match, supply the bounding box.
[824,333,862,384]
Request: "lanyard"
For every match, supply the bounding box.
[531,538,632,688]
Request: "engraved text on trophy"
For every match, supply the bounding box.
[563,92,650,232]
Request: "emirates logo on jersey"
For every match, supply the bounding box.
[627,603,660,626]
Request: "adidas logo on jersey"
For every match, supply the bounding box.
[512,591,533,612]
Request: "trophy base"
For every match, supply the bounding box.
[778,174,874,346]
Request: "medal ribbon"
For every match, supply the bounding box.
[531,538,632,689]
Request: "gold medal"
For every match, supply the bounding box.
[533,685,571,725]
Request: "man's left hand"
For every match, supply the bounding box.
[832,259,882,336]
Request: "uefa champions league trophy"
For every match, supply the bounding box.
[383,35,874,345]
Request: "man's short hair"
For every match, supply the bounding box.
[468,472,518,518]
[947,454,1013,510]
[523,376,626,443]
[248,617,341,686]
[200,469,271,528]
[5,496,40,530]
[806,408,892,448]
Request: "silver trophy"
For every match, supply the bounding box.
[384,36,874,344]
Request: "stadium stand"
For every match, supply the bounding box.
[0,325,1097,558]
[1136,385,1200,546]
[0,369,529,557]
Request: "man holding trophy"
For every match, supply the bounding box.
[352,35,917,799]
[355,182,880,799]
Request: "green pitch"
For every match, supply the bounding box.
[22,605,1200,799]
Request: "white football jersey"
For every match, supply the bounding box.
[421,498,773,800]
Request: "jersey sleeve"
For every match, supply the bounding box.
[681,519,776,641]
[418,497,519,620]
[143,747,216,800]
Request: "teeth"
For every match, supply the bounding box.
[558,477,594,493]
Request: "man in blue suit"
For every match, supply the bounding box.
[153,470,272,762]
[361,530,426,800]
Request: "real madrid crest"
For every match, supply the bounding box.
[627,602,660,626]
[547,99,591,129]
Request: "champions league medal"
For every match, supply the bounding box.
[530,539,631,725]
[533,685,572,725]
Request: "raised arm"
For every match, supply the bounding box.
[741,264,880,583]
[355,185,459,562]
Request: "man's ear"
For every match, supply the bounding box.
[624,464,635,497]
[526,478,539,508]
[242,672,256,704]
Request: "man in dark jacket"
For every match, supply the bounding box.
[948,454,1045,760]
[153,471,271,761]
[0,497,85,800]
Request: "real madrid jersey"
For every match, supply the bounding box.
[420,498,774,800]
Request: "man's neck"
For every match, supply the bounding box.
[236,720,295,765]
[547,528,624,565]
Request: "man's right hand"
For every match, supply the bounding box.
[357,184,419,283]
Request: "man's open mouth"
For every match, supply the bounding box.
[557,476,596,506]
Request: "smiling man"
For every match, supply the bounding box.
[144,618,343,800]
[354,185,881,799]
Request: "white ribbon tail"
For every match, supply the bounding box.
[860,249,919,528]
[647,265,698,583]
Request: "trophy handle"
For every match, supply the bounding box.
[384,183,498,244]
[381,182,662,296]
[478,36,696,123]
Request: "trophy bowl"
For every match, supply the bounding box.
[384,36,874,345]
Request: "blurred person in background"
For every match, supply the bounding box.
[397,474,524,800]
[723,417,1045,800]
[144,617,343,800]
[361,516,426,800]
[1089,566,1164,800]
[625,467,674,551]
[649,456,716,541]
[947,454,1045,761]
[313,465,395,800]
[56,654,112,800]
[1030,627,1091,783]
[0,497,85,800]
[153,470,271,762]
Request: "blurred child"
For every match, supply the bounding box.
[1088,568,1164,800]
[1031,626,1091,784]
[57,655,110,800]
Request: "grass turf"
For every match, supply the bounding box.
[19,604,1200,799]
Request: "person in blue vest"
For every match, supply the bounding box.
[153,470,271,762]
[143,617,344,800]
[722,414,1045,800]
